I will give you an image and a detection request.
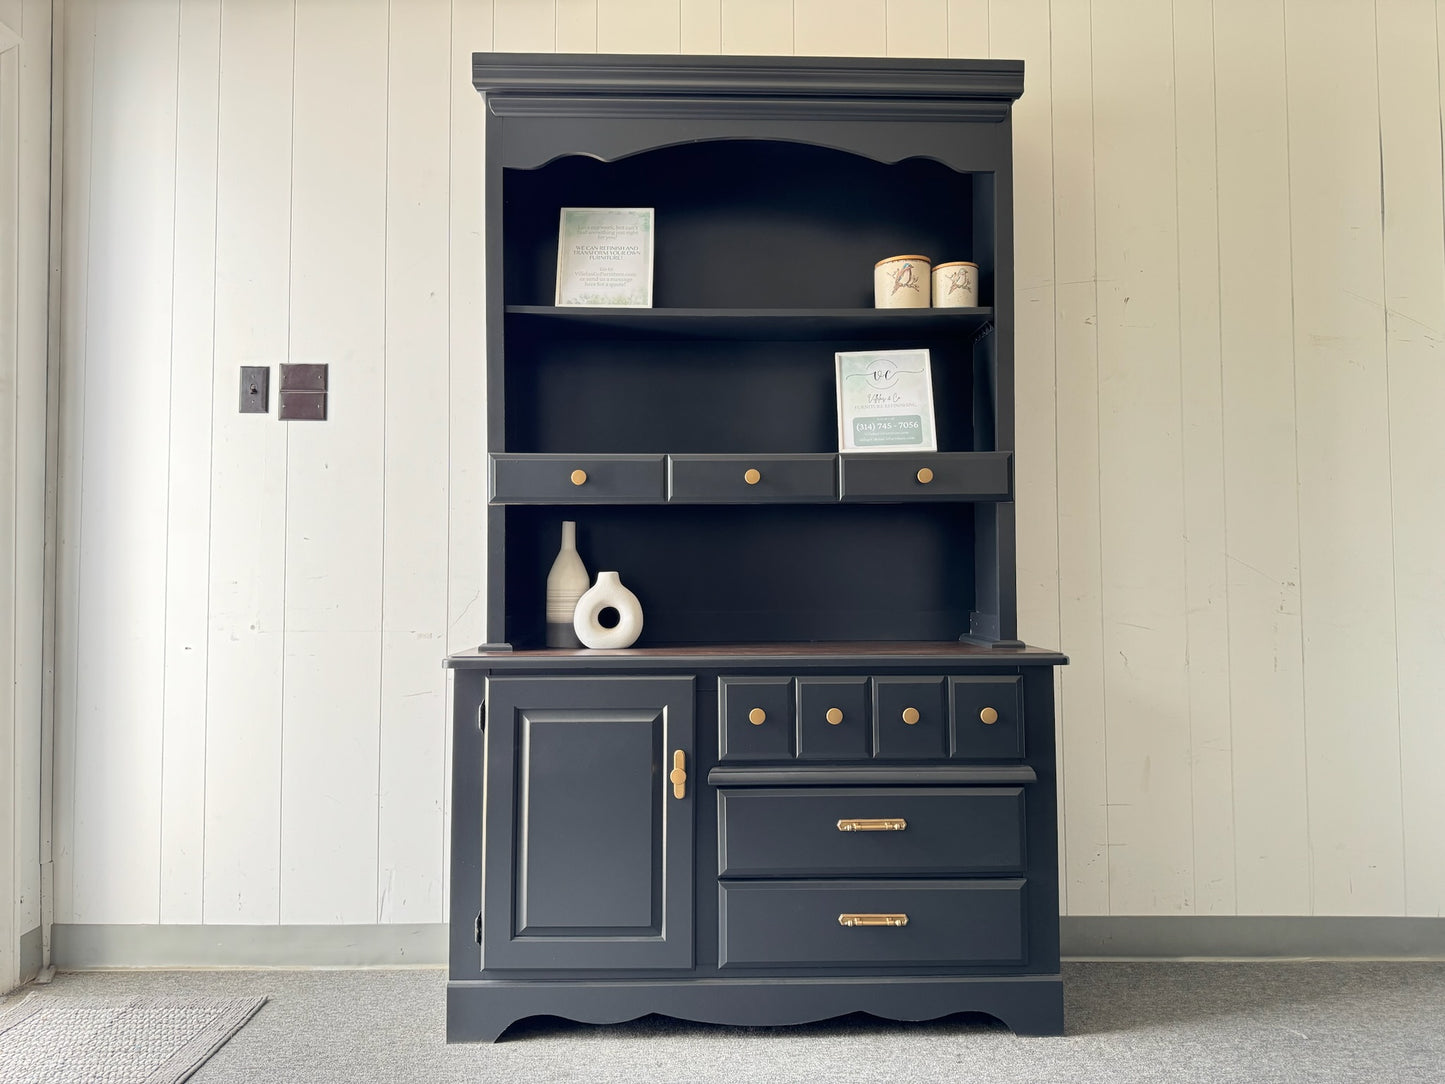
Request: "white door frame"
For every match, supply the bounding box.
[1,25,24,995]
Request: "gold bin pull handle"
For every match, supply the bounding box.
[839,913,909,927]
[837,818,907,832]
[669,750,686,799]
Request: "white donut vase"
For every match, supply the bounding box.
[573,570,644,649]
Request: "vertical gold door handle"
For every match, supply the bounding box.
[669,750,687,799]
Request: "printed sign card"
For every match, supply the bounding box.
[835,348,938,452]
[555,207,655,307]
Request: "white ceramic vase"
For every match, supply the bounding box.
[545,521,589,647]
[573,570,644,649]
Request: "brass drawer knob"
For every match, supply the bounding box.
[901,707,920,725]
[980,706,999,725]
[916,467,934,484]
[744,468,761,485]
[825,707,844,725]
[570,468,588,486]
[749,707,766,725]
[839,913,909,927]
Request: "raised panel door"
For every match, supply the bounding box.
[481,676,695,969]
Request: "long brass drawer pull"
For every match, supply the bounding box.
[669,750,686,799]
[839,913,909,927]
[836,818,907,832]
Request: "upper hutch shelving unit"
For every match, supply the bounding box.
[478,53,1025,650]
[447,53,1065,1043]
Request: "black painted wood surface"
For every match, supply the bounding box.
[717,787,1026,877]
[452,51,1062,1044]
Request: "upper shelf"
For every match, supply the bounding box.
[505,305,995,343]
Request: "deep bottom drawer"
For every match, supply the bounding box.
[718,879,1025,968]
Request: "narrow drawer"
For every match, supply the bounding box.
[717,787,1025,877]
[872,677,948,759]
[490,454,665,503]
[951,676,1024,760]
[718,879,1026,968]
[669,454,837,503]
[719,677,794,761]
[839,452,1011,501]
[796,678,870,760]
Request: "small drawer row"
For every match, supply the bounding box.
[719,674,1023,762]
[490,452,1012,504]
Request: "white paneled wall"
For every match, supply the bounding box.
[3,0,54,980]
[54,0,1445,928]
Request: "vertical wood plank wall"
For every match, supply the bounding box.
[53,0,1445,926]
[3,0,52,969]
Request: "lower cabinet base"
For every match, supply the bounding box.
[446,974,1064,1042]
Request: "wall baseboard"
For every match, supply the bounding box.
[48,917,1445,970]
[1061,916,1445,960]
[51,923,448,970]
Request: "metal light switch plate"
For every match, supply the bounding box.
[240,366,270,413]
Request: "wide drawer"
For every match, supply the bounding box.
[718,879,1026,968]
[839,452,1011,501]
[490,454,666,503]
[717,787,1025,877]
[669,454,837,502]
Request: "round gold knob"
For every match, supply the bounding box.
[749,707,766,725]
[570,469,588,486]
[744,468,761,485]
[901,707,920,725]
[826,707,844,725]
[980,706,999,725]
[916,467,934,484]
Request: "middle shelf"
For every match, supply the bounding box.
[505,305,996,342]
[490,451,1013,505]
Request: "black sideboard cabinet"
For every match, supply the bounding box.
[445,53,1067,1042]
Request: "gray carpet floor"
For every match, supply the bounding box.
[4,963,1441,1083]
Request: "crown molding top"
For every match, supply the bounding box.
[473,52,1026,116]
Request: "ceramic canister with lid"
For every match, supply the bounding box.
[873,255,931,308]
[932,261,979,307]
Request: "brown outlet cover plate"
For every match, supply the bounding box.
[279,363,328,420]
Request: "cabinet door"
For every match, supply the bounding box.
[481,676,695,970]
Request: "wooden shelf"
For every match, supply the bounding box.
[448,641,1067,668]
[505,305,995,342]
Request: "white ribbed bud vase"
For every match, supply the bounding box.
[545,521,589,648]
[573,571,643,649]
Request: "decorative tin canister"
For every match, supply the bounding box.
[932,261,979,307]
[873,255,931,308]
